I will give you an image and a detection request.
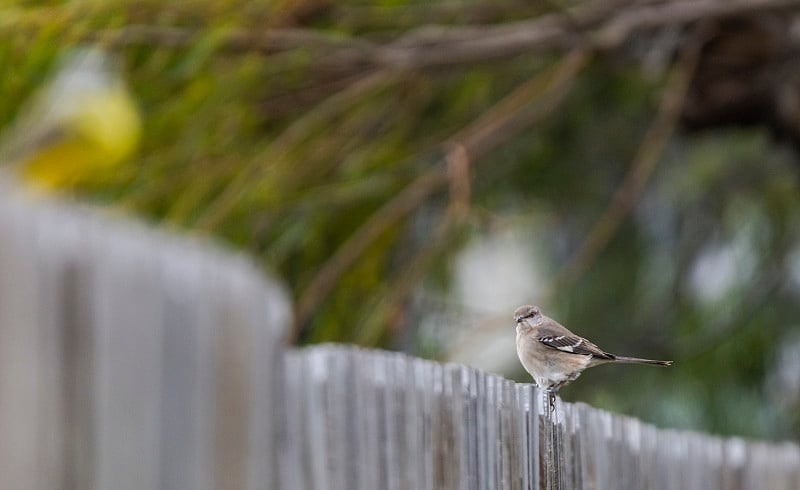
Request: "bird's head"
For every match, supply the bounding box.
[514,305,541,328]
[55,49,141,169]
[2,47,141,191]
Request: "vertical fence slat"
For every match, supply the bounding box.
[0,196,43,490]
[281,351,307,490]
[515,383,539,490]
[416,362,440,490]
[93,225,165,490]
[158,247,209,490]
[380,354,398,490]
[245,271,288,490]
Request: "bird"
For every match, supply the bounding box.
[514,305,672,399]
[0,47,140,191]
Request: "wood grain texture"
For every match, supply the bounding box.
[0,179,797,489]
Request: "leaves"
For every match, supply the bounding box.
[4,0,800,440]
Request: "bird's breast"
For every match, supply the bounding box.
[516,327,591,389]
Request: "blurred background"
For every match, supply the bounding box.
[3,0,800,441]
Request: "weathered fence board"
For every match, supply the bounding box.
[1,181,799,489]
[0,183,290,490]
[285,345,800,490]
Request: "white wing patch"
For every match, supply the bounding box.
[538,335,585,353]
[557,338,584,353]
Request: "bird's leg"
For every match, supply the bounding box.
[545,381,569,411]
[544,388,557,412]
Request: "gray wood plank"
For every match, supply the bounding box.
[0,194,43,490]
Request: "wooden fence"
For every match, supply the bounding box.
[0,180,799,489]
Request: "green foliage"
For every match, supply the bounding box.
[4,0,800,441]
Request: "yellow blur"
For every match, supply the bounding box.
[1,48,141,191]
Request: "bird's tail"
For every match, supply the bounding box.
[612,356,672,366]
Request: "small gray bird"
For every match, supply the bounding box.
[514,305,672,394]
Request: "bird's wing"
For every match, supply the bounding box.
[535,319,614,359]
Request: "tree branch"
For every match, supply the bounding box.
[553,26,705,290]
[291,49,589,341]
[443,29,704,363]
[194,70,393,232]
[91,0,800,71]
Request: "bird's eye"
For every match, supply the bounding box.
[514,305,540,323]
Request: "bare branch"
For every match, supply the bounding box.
[354,200,459,346]
[92,0,800,70]
[92,24,378,55]
[554,26,705,290]
[443,26,705,364]
[194,70,394,232]
[448,49,589,158]
[291,50,589,340]
[291,169,448,341]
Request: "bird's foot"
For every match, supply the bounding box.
[544,389,556,412]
